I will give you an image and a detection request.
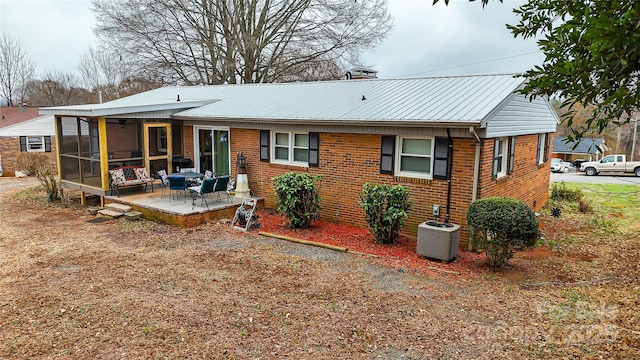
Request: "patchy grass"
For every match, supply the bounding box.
[1,178,639,359]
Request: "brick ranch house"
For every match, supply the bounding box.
[0,107,56,176]
[40,74,558,248]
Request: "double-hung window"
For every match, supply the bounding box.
[27,137,45,152]
[272,132,309,166]
[20,136,51,153]
[396,137,433,179]
[493,137,508,179]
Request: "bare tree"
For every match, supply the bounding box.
[0,35,36,106]
[91,0,392,85]
[78,47,131,102]
[24,70,85,106]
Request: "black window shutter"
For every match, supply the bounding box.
[507,136,515,175]
[44,136,52,152]
[308,132,319,167]
[433,137,450,180]
[543,132,550,162]
[19,136,27,152]
[380,135,395,174]
[492,138,500,180]
[259,130,269,162]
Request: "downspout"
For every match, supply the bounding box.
[469,126,482,250]
[445,128,453,223]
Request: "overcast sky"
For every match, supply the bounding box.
[1,0,543,80]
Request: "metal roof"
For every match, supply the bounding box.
[40,74,528,126]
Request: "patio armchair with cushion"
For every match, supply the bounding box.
[188,177,215,209]
[157,169,169,198]
[212,175,231,202]
[167,176,187,202]
[195,170,214,185]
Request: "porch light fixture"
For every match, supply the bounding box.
[220,131,228,142]
[118,119,127,128]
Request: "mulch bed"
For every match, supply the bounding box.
[254,209,489,278]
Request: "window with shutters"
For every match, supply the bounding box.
[396,137,434,179]
[271,131,310,166]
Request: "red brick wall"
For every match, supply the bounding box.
[228,129,550,248]
[0,136,58,176]
[477,133,550,212]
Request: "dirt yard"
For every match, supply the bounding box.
[0,177,638,359]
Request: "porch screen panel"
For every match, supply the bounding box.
[60,117,79,155]
[79,118,94,158]
[61,156,80,181]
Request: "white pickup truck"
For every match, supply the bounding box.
[579,154,640,176]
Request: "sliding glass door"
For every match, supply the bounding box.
[195,127,229,176]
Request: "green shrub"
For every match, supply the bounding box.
[15,153,61,202]
[466,197,539,267]
[273,172,323,229]
[359,183,411,244]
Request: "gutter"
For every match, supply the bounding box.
[445,128,453,223]
[171,115,482,129]
[469,126,482,251]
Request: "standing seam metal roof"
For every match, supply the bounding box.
[40,74,526,124]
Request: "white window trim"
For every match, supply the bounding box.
[270,131,309,167]
[26,136,45,152]
[395,136,434,179]
[537,133,546,165]
[496,137,508,178]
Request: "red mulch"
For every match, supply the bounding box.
[255,209,489,279]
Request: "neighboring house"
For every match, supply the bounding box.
[0,107,56,176]
[40,74,559,248]
[552,136,606,163]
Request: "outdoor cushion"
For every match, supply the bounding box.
[134,167,150,179]
[110,168,126,184]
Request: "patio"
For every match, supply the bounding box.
[103,183,264,227]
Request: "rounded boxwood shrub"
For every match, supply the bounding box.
[273,171,323,229]
[466,197,539,267]
[359,183,411,244]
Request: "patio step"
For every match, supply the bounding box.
[124,211,143,221]
[104,203,132,213]
[97,209,125,218]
